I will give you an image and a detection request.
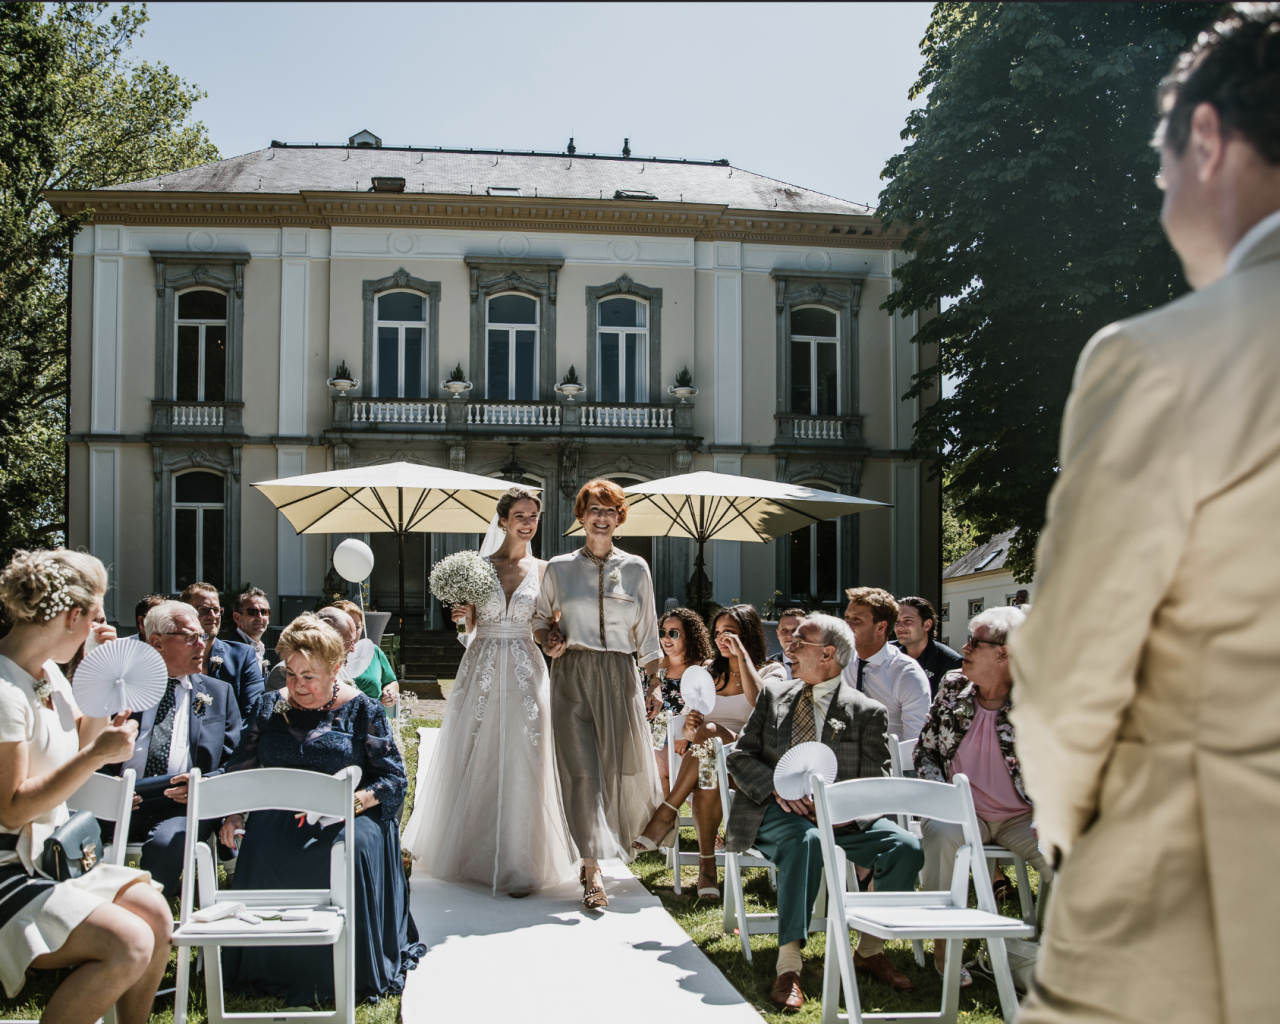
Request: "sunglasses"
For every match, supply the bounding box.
[660,629,683,639]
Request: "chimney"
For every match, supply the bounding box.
[622,138,631,158]
[567,137,576,156]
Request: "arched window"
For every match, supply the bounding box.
[176,289,227,402]
[597,297,648,403]
[375,291,427,398]
[486,293,538,400]
[789,306,839,415]
[789,481,839,602]
[173,470,225,592]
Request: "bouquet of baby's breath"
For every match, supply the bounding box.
[429,551,500,631]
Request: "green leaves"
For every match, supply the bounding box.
[879,2,1216,581]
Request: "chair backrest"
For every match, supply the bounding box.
[898,737,917,775]
[713,738,734,823]
[887,734,902,778]
[67,769,136,866]
[187,766,360,821]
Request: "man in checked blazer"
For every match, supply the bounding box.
[726,612,923,1011]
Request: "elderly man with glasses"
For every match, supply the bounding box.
[105,600,242,897]
[914,605,1049,986]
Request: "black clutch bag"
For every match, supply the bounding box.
[41,809,103,880]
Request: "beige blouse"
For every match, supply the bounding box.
[533,547,661,666]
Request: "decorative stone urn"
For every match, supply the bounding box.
[554,382,586,401]
[667,384,699,404]
[442,379,473,398]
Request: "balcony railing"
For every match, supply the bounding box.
[150,401,244,434]
[332,396,693,437]
[773,412,863,446]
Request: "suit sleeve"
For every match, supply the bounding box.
[238,649,264,718]
[896,659,932,741]
[1008,324,1193,858]
[859,703,891,780]
[631,562,661,666]
[220,684,242,766]
[726,689,776,805]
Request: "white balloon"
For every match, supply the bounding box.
[346,638,376,678]
[333,538,375,582]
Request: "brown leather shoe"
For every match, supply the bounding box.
[854,951,914,991]
[769,971,804,1012]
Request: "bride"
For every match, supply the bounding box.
[402,486,577,896]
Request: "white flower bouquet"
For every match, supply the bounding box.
[650,709,672,750]
[429,551,500,632]
[689,739,718,790]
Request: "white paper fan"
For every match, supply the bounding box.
[72,638,169,718]
[773,741,838,800]
[679,664,716,715]
[345,638,376,679]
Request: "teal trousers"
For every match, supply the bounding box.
[752,802,924,947]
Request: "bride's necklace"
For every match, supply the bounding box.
[289,681,340,712]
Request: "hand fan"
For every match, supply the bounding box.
[72,638,169,717]
[679,664,716,716]
[773,741,838,800]
[345,638,376,679]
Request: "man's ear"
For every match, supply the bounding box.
[1190,101,1227,183]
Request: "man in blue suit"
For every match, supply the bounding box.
[114,600,242,898]
[181,582,264,718]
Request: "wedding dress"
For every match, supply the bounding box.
[402,562,578,895]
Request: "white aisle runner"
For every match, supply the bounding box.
[400,727,763,1023]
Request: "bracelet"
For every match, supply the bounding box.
[353,794,364,815]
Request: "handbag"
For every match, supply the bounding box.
[40,809,103,881]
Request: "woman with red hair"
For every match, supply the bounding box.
[533,478,662,910]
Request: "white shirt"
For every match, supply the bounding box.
[842,642,931,742]
[777,652,794,680]
[122,675,193,777]
[1225,207,1280,275]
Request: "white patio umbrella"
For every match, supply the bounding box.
[252,462,532,629]
[566,471,889,610]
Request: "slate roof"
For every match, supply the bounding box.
[943,528,1017,579]
[100,144,872,216]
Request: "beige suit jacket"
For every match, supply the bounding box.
[1009,219,1280,1024]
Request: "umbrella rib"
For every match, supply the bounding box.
[706,496,772,543]
[402,487,435,531]
[403,490,458,531]
[645,495,692,538]
[301,488,394,533]
[367,488,399,531]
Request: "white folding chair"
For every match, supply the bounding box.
[718,738,839,963]
[812,773,1034,1024]
[170,766,359,1024]
[897,736,1038,934]
[665,735,699,895]
[66,769,137,866]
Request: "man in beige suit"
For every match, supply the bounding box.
[1009,9,1280,1024]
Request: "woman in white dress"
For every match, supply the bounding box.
[0,549,173,1023]
[403,488,577,897]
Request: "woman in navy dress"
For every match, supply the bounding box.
[213,614,422,1004]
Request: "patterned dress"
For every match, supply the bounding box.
[402,562,577,894]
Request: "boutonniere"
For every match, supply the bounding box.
[828,718,846,738]
[32,676,54,710]
[608,568,621,585]
[209,655,224,670]
[194,692,213,715]
[273,698,290,722]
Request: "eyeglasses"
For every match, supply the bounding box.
[240,608,270,617]
[161,631,208,647]
[964,634,1003,649]
[660,629,683,639]
[787,637,829,651]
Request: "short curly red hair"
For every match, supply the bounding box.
[574,478,628,524]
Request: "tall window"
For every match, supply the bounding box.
[375,291,427,398]
[486,293,537,400]
[597,297,648,403]
[176,290,227,402]
[789,483,839,602]
[789,306,839,415]
[174,470,225,592]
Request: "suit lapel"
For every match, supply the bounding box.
[188,675,205,762]
[821,683,858,745]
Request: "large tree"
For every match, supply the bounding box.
[879,2,1217,580]
[0,2,217,556]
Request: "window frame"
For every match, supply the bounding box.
[171,469,227,592]
[770,271,864,423]
[360,270,441,400]
[788,304,840,416]
[174,287,229,403]
[484,291,540,400]
[595,295,650,404]
[584,275,663,405]
[372,289,429,399]
[465,257,561,403]
[786,480,842,602]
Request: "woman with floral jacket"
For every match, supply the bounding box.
[913,606,1051,985]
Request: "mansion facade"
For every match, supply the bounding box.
[51,133,940,627]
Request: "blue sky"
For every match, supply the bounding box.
[123,1,933,210]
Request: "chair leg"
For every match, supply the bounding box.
[203,941,226,1024]
[172,945,190,1024]
[986,937,1020,1024]
[104,1007,116,1024]
[912,938,926,967]
[727,855,753,962]
[1013,855,1036,931]
[670,843,682,895]
[940,938,964,1024]
[828,916,863,1024]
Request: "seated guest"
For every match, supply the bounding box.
[641,606,715,796]
[231,586,272,674]
[915,605,1050,986]
[134,593,165,641]
[633,604,784,899]
[332,599,398,709]
[726,613,924,1011]
[213,614,422,1003]
[110,600,241,898]
[843,587,931,741]
[767,608,806,680]
[63,608,115,681]
[893,596,963,698]
[180,582,264,718]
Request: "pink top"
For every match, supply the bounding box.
[949,705,1031,822]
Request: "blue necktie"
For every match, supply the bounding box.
[144,679,180,778]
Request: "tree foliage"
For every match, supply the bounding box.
[0,2,217,557]
[879,2,1217,581]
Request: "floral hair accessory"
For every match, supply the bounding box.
[35,562,73,623]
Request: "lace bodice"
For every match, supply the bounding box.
[476,560,540,628]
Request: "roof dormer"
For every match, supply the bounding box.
[348,129,382,148]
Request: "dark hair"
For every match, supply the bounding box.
[709,604,769,682]
[135,593,165,623]
[1157,5,1280,164]
[660,607,714,664]
[897,596,937,630]
[496,486,542,521]
[778,607,807,621]
[236,586,267,614]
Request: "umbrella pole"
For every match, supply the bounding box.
[695,537,707,619]
[398,490,406,635]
